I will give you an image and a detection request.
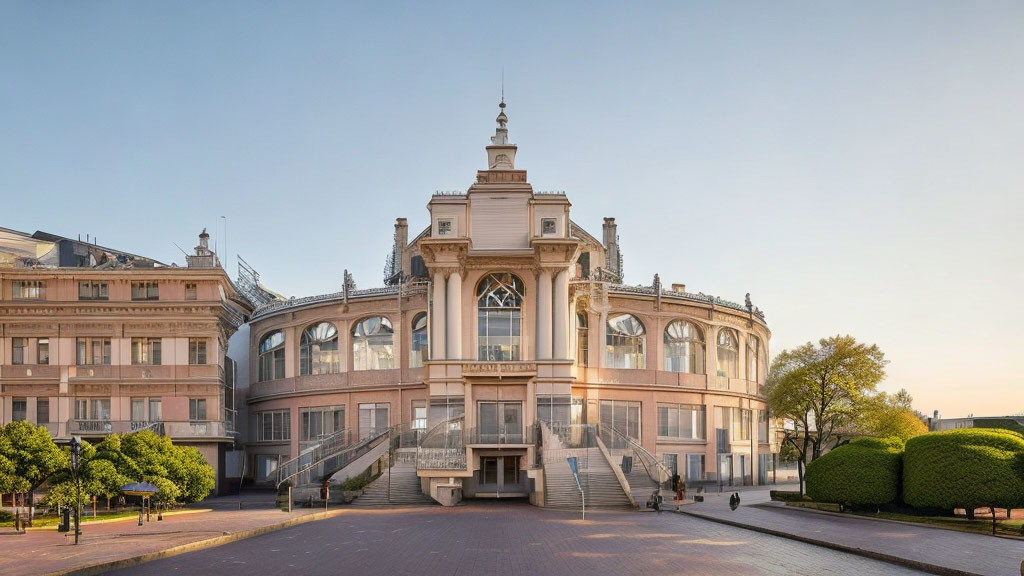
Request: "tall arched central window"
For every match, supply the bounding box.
[664,320,705,374]
[352,317,394,371]
[746,334,761,382]
[258,331,285,381]
[606,313,646,369]
[477,273,524,361]
[716,328,739,378]
[300,322,339,375]
[410,312,428,368]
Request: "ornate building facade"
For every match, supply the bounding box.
[0,228,251,492]
[245,103,774,505]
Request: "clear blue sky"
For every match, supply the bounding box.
[3,1,1022,418]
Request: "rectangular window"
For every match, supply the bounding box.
[299,406,345,441]
[74,399,88,420]
[599,400,641,441]
[685,454,705,482]
[36,338,49,365]
[149,398,162,421]
[131,338,162,365]
[76,338,112,365]
[12,337,26,365]
[541,217,557,236]
[188,338,207,365]
[663,453,678,476]
[37,398,49,424]
[536,395,571,426]
[256,410,291,442]
[657,403,706,440]
[78,281,109,301]
[12,398,27,421]
[12,280,45,300]
[759,410,769,443]
[131,281,159,301]
[185,283,197,300]
[189,398,207,421]
[718,407,752,442]
[412,400,427,430]
[82,398,111,421]
[428,397,465,427]
[437,218,453,237]
[131,398,147,421]
[477,401,523,443]
[358,403,389,440]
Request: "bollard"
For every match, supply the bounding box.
[138,511,143,526]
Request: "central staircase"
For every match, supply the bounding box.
[350,460,434,506]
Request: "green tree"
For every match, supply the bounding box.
[0,421,65,502]
[764,335,888,495]
[862,389,928,442]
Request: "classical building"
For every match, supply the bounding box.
[0,227,251,492]
[245,102,774,506]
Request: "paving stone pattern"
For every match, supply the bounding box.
[106,502,926,576]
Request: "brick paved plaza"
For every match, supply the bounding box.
[105,502,925,576]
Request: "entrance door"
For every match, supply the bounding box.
[478,455,522,495]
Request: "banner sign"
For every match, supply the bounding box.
[567,456,582,491]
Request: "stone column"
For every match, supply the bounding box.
[446,271,462,360]
[432,272,446,360]
[536,270,552,360]
[553,268,569,359]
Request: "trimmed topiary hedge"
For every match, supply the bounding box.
[806,436,903,508]
[903,428,1024,512]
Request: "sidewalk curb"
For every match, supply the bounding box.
[44,509,349,576]
[762,502,1024,542]
[679,508,984,576]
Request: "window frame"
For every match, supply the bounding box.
[351,317,395,371]
[12,280,45,300]
[605,313,646,369]
[131,281,159,301]
[664,320,705,374]
[188,338,208,365]
[299,322,340,375]
[78,281,109,301]
[131,337,162,365]
[409,312,428,369]
[258,331,286,381]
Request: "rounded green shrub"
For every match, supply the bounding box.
[903,428,1024,512]
[806,436,903,507]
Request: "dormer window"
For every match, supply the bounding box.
[541,218,557,237]
[437,218,454,237]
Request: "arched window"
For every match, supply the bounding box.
[410,312,428,368]
[716,328,739,378]
[352,317,394,371]
[606,313,646,369]
[576,312,589,367]
[664,320,705,374]
[300,322,339,375]
[477,273,524,361]
[746,334,761,383]
[258,331,285,381]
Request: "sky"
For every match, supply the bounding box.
[2,1,1022,418]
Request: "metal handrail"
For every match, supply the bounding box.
[275,428,354,486]
[416,414,466,470]
[597,424,671,486]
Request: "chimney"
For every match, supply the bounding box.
[199,228,210,251]
[672,283,686,293]
[602,217,620,280]
[395,218,408,251]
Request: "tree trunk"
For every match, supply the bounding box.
[797,457,805,497]
[991,507,996,536]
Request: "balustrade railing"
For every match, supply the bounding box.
[466,424,535,445]
[416,415,466,470]
[276,428,354,486]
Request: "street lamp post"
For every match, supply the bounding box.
[71,436,82,545]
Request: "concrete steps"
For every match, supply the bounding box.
[543,447,631,510]
[350,463,434,507]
